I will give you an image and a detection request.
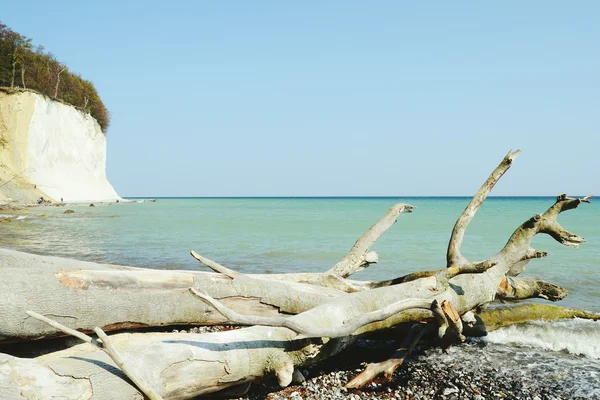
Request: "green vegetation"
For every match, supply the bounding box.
[0,22,110,132]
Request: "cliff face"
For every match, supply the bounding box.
[0,90,120,203]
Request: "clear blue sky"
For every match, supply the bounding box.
[3,2,599,196]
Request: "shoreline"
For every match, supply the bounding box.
[0,198,139,210]
[250,341,595,400]
[173,326,586,400]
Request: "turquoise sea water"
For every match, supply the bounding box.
[2,197,600,395]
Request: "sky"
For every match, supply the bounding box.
[2,1,599,196]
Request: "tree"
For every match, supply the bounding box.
[0,21,111,131]
[9,33,32,88]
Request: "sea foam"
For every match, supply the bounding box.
[484,318,600,359]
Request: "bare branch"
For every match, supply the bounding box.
[190,203,414,291]
[522,248,548,261]
[26,311,164,400]
[327,203,414,278]
[345,323,427,388]
[438,300,465,351]
[190,250,239,278]
[446,150,521,268]
[541,221,586,248]
[365,270,442,288]
[443,194,592,281]
[353,260,498,290]
[189,288,433,338]
[346,300,464,389]
[26,311,100,345]
[191,250,366,292]
[363,260,500,290]
[430,300,448,338]
[93,328,164,400]
[491,195,592,268]
[437,260,498,283]
[496,276,568,302]
[506,249,547,276]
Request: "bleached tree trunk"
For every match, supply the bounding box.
[0,248,343,342]
[0,272,510,399]
[5,233,593,399]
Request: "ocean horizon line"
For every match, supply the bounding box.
[122,195,575,200]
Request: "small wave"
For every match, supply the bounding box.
[260,250,298,258]
[485,318,600,359]
[16,216,27,220]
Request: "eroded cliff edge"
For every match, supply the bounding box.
[0,89,120,203]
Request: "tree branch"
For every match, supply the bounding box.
[496,276,568,301]
[490,194,592,268]
[446,150,521,268]
[190,250,239,278]
[25,310,101,346]
[345,323,428,388]
[327,203,414,278]
[189,288,433,338]
[26,311,164,400]
[190,203,415,293]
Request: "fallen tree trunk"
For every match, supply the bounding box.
[0,150,595,399]
[3,302,597,400]
[0,248,343,342]
[0,200,415,342]
[469,303,600,334]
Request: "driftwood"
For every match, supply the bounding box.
[0,248,345,342]
[0,200,413,342]
[0,150,597,399]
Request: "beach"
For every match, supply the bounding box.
[172,323,599,399]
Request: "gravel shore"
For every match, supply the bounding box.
[177,327,593,400]
[243,347,579,400]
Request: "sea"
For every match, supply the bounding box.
[1,197,599,397]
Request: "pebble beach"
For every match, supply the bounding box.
[177,326,597,400]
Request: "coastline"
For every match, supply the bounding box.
[0,198,131,209]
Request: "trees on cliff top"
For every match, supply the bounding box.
[0,22,110,132]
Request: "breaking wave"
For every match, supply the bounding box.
[484,318,600,359]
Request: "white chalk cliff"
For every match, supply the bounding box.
[0,90,120,203]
